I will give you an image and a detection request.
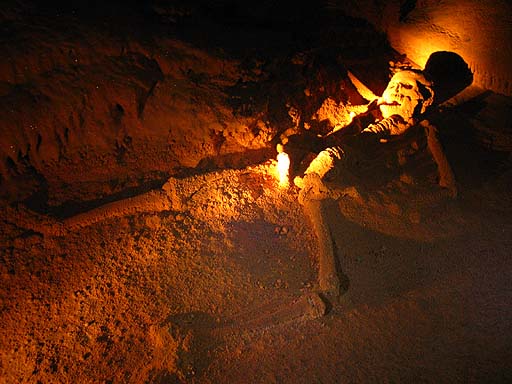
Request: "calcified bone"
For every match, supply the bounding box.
[295,69,457,298]
[378,70,434,124]
[421,119,458,197]
[362,115,409,136]
[362,70,455,196]
[348,69,435,127]
[298,147,343,184]
[62,189,177,231]
[7,177,188,236]
[347,70,379,102]
[356,70,434,138]
[302,69,456,195]
[296,173,357,297]
[213,292,327,335]
[167,292,327,360]
[304,199,342,296]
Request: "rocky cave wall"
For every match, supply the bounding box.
[0,0,373,204]
[335,0,512,96]
[1,0,510,204]
[0,1,282,203]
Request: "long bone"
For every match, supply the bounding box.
[6,177,186,236]
[303,199,343,296]
[297,171,355,298]
[421,119,458,197]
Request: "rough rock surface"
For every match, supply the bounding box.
[1,1,511,383]
[334,0,512,96]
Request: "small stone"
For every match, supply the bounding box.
[400,173,414,185]
[409,211,421,224]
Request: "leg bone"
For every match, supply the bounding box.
[303,198,343,297]
[421,119,458,197]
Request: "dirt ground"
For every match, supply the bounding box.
[1,2,511,383]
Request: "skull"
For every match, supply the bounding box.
[379,70,434,122]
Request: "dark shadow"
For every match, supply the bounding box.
[22,148,273,219]
[163,311,218,382]
[429,90,512,190]
[399,0,417,22]
[193,148,274,174]
[22,172,170,219]
[424,51,473,105]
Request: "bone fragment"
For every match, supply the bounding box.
[212,293,327,337]
[303,199,342,296]
[347,70,379,102]
[7,182,182,236]
[421,119,458,197]
[62,190,174,231]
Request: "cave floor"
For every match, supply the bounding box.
[1,2,512,383]
[1,158,511,383]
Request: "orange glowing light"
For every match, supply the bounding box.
[276,152,290,187]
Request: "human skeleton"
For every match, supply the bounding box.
[10,68,458,307]
[294,68,457,297]
[296,69,453,189]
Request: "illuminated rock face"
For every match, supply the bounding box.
[334,0,512,96]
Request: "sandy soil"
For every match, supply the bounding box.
[1,1,511,383]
